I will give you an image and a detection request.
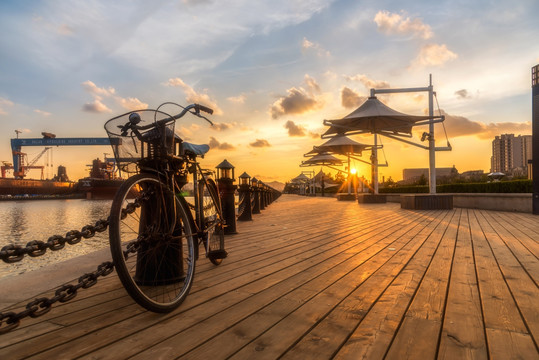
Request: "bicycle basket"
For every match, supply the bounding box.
[104,109,177,174]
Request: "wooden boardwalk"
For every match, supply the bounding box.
[1,195,538,359]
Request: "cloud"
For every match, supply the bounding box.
[341,87,367,108]
[83,98,112,113]
[441,110,531,139]
[82,81,116,97]
[304,74,321,94]
[0,97,14,115]
[117,97,148,111]
[57,24,74,36]
[249,139,271,148]
[34,109,51,117]
[270,75,323,119]
[208,136,236,150]
[455,89,471,99]
[284,120,306,137]
[164,77,223,115]
[345,74,390,90]
[412,43,457,67]
[374,10,433,39]
[211,122,236,131]
[302,37,330,57]
[227,94,246,104]
[81,80,147,113]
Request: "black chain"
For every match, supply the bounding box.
[0,199,143,334]
[0,260,115,335]
[0,219,110,264]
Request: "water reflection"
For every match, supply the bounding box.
[0,199,113,278]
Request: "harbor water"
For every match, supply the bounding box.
[0,199,112,279]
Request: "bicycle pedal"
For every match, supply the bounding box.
[208,249,228,259]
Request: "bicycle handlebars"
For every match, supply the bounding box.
[120,103,214,136]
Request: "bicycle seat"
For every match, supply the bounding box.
[181,142,210,156]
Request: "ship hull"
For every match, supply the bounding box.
[77,178,124,200]
[0,178,75,196]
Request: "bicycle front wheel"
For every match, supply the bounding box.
[109,173,196,312]
[198,178,226,265]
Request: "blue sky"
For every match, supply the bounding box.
[1,0,538,182]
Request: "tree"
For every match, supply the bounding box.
[416,174,427,186]
[335,172,346,184]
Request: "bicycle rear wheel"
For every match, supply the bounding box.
[109,173,196,312]
[198,178,226,265]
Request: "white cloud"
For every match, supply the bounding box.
[165,77,223,115]
[117,97,148,111]
[345,74,390,90]
[81,80,147,113]
[302,37,330,57]
[83,98,112,113]
[0,98,14,115]
[412,43,458,67]
[374,10,433,39]
[227,94,247,104]
[34,109,52,117]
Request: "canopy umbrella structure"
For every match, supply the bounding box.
[320,75,451,194]
[301,152,343,167]
[305,135,385,195]
[306,135,372,156]
[322,96,439,138]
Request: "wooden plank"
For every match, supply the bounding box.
[180,211,444,359]
[19,200,424,359]
[283,211,454,360]
[468,209,538,358]
[94,210,432,360]
[474,210,539,351]
[346,209,459,360]
[2,196,538,360]
[481,210,539,285]
[437,209,488,360]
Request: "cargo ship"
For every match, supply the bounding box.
[75,158,124,200]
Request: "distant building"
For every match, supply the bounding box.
[491,134,532,176]
[460,170,484,180]
[401,166,458,185]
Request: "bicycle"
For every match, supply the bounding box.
[104,102,227,313]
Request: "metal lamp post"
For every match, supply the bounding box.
[216,159,237,234]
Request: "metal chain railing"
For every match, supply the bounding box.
[0,260,114,334]
[0,200,142,334]
[237,193,246,218]
[0,219,110,264]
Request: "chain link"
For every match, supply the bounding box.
[0,218,110,264]
[0,260,115,334]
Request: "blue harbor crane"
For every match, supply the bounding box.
[10,133,116,178]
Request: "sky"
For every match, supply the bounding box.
[0,0,538,184]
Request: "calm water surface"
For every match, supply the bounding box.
[0,199,112,279]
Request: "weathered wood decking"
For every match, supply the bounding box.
[1,195,538,359]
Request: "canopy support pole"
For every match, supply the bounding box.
[347,155,351,195]
[371,74,438,194]
[372,134,379,194]
[428,75,436,194]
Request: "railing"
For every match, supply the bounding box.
[0,172,282,334]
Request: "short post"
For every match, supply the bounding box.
[216,159,237,234]
[251,177,261,214]
[237,172,252,221]
[259,182,266,210]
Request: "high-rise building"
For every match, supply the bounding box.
[491,134,532,175]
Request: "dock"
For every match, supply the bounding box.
[1,194,538,359]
